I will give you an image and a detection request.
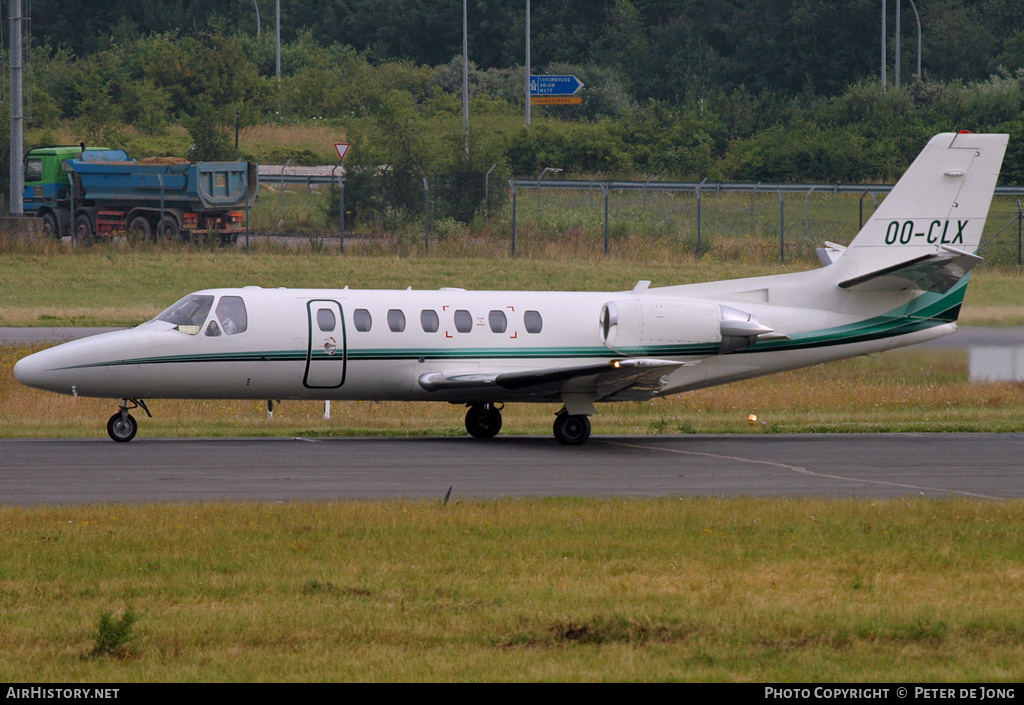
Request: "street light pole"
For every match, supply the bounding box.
[881,0,887,89]
[895,0,900,88]
[275,0,281,98]
[525,0,531,126]
[10,0,24,216]
[907,0,922,80]
[463,0,469,159]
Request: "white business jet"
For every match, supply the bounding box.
[14,132,1008,444]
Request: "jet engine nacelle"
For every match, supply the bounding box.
[599,298,772,354]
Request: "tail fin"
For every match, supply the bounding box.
[837,132,1008,293]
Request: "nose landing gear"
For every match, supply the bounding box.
[106,399,151,442]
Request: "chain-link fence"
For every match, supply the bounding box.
[506,179,1024,266]
[246,167,1024,266]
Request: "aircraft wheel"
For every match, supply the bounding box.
[553,413,591,446]
[465,403,502,439]
[107,412,138,443]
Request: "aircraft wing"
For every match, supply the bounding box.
[418,358,695,401]
[838,245,982,294]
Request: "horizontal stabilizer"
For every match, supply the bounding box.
[837,245,982,293]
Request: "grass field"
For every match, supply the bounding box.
[3,498,1024,682]
[0,239,1022,326]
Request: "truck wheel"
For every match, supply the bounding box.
[159,215,181,241]
[41,212,60,239]
[128,216,152,240]
[73,215,94,245]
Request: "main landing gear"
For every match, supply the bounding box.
[553,409,591,446]
[465,402,503,439]
[106,399,151,442]
[464,402,592,445]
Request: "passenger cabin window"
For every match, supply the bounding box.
[316,308,336,332]
[489,310,507,333]
[216,296,248,335]
[354,309,372,332]
[157,294,214,336]
[421,309,439,333]
[524,310,543,334]
[387,309,406,332]
[454,310,473,333]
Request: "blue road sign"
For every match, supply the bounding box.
[529,75,584,96]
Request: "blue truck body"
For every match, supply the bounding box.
[23,146,259,242]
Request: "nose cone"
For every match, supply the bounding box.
[14,347,71,392]
[13,336,103,395]
[14,328,155,398]
[13,354,33,384]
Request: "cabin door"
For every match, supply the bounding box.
[304,300,347,389]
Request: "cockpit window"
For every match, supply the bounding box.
[216,296,248,335]
[156,294,214,335]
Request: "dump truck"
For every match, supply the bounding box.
[23,145,259,243]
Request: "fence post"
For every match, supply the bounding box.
[279,159,291,228]
[484,164,496,224]
[778,190,785,264]
[602,182,610,255]
[750,182,759,236]
[1018,199,1022,266]
[804,186,816,242]
[331,163,344,253]
[696,178,706,259]
[338,176,346,254]
[509,180,517,256]
[423,177,430,252]
[432,165,442,223]
[243,168,250,250]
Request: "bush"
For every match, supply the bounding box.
[90,610,137,658]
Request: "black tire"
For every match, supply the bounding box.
[159,215,181,240]
[553,413,591,446]
[41,212,60,239]
[73,214,94,245]
[128,216,152,240]
[107,412,138,442]
[465,404,502,439]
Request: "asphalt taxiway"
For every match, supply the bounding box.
[1,433,1021,505]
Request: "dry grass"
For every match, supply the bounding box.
[239,123,346,163]
[3,498,1024,681]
